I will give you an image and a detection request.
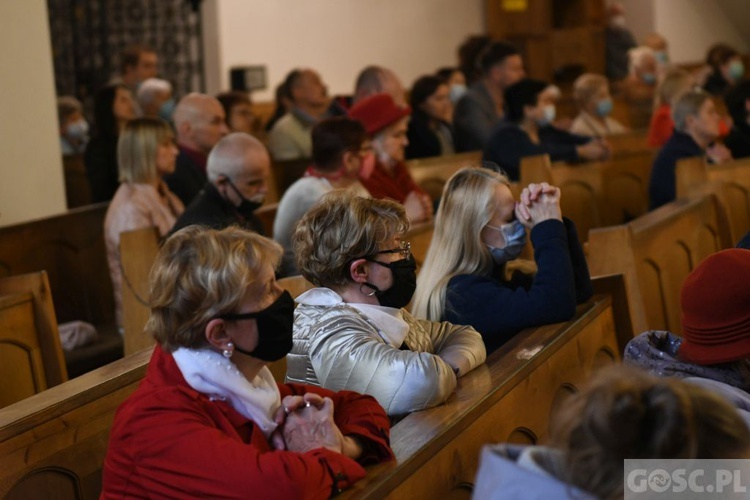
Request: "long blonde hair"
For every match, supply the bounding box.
[412,166,509,321]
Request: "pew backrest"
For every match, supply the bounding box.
[587,192,732,336]
[0,271,67,408]
[406,151,482,201]
[120,227,160,356]
[62,154,92,209]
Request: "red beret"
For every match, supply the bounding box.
[679,248,750,365]
[348,93,411,136]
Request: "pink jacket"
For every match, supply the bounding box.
[104,181,184,328]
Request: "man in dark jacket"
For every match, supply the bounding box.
[171,133,269,235]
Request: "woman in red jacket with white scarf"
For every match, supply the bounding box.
[101,226,394,499]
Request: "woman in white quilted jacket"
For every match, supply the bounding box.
[286,191,486,416]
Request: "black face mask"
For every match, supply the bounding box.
[363,255,417,309]
[223,176,263,216]
[218,290,295,362]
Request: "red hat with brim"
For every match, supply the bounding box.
[348,93,411,136]
[679,248,750,365]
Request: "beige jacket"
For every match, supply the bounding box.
[104,181,183,328]
[287,288,486,416]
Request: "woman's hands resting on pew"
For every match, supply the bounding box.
[706,143,733,164]
[270,392,363,460]
[515,182,562,228]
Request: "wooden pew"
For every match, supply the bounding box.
[0,203,122,377]
[406,151,482,201]
[271,158,311,202]
[62,154,92,209]
[676,156,750,244]
[0,348,151,500]
[587,192,733,337]
[342,291,623,499]
[0,272,67,408]
[605,129,652,156]
[520,150,654,240]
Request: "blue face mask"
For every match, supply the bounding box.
[158,98,176,122]
[641,73,657,85]
[596,98,613,117]
[728,60,745,82]
[485,220,526,265]
[449,84,467,104]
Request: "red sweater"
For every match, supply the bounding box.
[101,347,393,499]
[360,160,422,203]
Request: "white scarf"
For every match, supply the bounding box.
[296,287,409,348]
[172,348,281,438]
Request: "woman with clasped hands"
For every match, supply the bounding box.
[101,226,394,499]
[413,167,593,354]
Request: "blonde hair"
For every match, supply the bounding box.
[292,191,409,288]
[552,366,750,499]
[117,117,174,183]
[573,73,608,108]
[412,166,510,321]
[655,68,693,108]
[146,226,282,351]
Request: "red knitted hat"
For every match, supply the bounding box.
[679,248,750,365]
[348,93,411,136]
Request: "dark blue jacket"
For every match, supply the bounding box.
[648,131,704,210]
[483,123,591,181]
[443,218,593,354]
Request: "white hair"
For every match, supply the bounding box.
[629,46,656,75]
[206,132,267,182]
[137,78,172,107]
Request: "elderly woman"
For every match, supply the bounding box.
[136,78,175,122]
[57,96,89,156]
[102,227,394,498]
[473,366,750,498]
[349,93,433,223]
[617,46,658,102]
[405,75,455,159]
[625,248,750,426]
[570,73,627,137]
[287,191,486,416]
[412,167,593,353]
[104,118,184,329]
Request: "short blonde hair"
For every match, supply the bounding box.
[655,68,693,107]
[146,226,282,351]
[412,166,510,321]
[292,191,409,288]
[573,73,608,107]
[117,117,174,183]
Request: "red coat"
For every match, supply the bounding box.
[101,347,394,499]
[360,160,423,204]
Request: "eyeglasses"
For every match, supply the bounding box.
[374,241,411,259]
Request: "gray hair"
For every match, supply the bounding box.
[137,78,172,108]
[672,89,711,132]
[206,132,267,182]
[629,46,656,75]
[56,96,82,128]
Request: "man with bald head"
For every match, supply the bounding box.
[171,133,270,234]
[165,92,230,205]
[268,68,330,160]
[353,65,407,107]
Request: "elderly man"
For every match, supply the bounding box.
[348,93,432,223]
[453,41,525,152]
[164,93,230,205]
[171,133,269,235]
[268,68,330,160]
[352,66,407,107]
[137,78,175,121]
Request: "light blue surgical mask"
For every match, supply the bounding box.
[596,98,613,117]
[485,220,526,265]
[728,60,745,82]
[449,84,467,104]
[66,119,89,141]
[654,51,669,65]
[536,104,556,126]
[158,98,176,122]
[641,73,657,85]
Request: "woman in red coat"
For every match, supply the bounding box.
[101,226,394,499]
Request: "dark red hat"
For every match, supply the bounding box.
[679,249,750,365]
[348,93,411,136]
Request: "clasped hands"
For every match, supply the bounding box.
[515,182,563,228]
[270,393,362,459]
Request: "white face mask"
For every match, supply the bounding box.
[449,84,467,104]
[536,104,556,126]
[66,119,89,141]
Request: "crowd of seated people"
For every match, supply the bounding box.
[35,29,750,497]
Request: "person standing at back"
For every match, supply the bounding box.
[164,93,229,206]
[453,41,525,152]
